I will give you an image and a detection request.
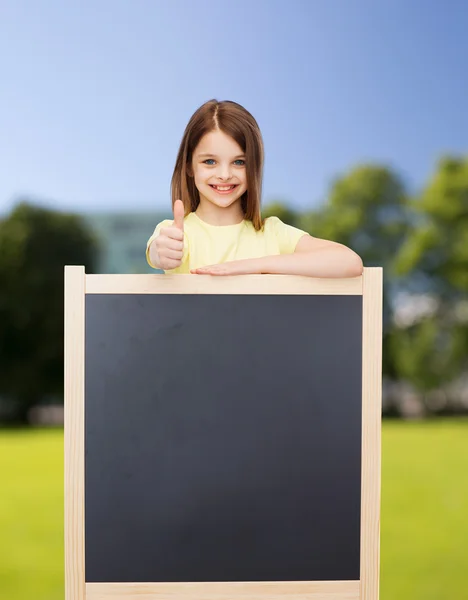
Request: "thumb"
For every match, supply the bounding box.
[172,199,185,231]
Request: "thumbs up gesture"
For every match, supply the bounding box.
[153,199,185,270]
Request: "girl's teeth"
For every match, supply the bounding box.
[213,185,235,190]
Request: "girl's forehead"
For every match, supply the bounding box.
[195,130,243,156]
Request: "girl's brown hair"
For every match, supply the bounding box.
[171,99,265,230]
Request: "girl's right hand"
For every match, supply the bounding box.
[154,199,185,270]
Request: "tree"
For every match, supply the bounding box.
[262,201,300,228]
[391,157,468,397]
[0,201,99,422]
[394,156,468,297]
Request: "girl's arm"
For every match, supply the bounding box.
[258,234,363,277]
[191,235,363,278]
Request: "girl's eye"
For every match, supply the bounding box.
[203,159,245,166]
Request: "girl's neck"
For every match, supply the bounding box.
[195,199,244,226]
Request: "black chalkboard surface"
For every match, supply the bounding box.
[85,293,362,583]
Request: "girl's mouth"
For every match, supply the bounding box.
[210,184,238,195]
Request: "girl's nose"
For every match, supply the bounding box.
[217,164,232,180]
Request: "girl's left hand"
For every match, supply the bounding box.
[191,259,260,276]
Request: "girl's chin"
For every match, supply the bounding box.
[211,198,241,209]
[203,190,244,206]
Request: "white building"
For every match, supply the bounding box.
[83,211,169,274]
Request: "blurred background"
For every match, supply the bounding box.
[1,1,467,598]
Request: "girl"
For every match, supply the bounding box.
[146,99,363,278]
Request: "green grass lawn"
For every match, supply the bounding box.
[380,418,468,599]
[0,428,64,600]
[1,418,467,599]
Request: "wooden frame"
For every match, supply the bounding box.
[64,266,382,600]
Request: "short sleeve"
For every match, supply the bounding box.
[146,219,189,271]
[267,216,308,254]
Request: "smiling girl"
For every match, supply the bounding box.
[146,99,363,278]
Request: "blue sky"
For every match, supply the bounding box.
[1,0,467,215]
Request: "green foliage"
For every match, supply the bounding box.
[0,201,99,421]
[390,156,468,392]
[262,201,300,227]
[395,156,468,296]
[388,318,466,392]
[299,165,410,271]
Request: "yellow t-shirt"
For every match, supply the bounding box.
[146,212,307,274]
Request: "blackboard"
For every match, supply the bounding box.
[64,268,382,599]
[84,293,362,583]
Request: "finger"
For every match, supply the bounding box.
[163,258,182,270]
[172,199,185,231]
[158,237,184,251]
[194,268,226,275]
[159,227,184,242]
[191,268,208,274]
[161,248,183,260]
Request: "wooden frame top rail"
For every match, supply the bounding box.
[82,272,364,295]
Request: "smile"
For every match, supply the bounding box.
[210,185,238,194]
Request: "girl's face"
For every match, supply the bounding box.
[191,129,247,212]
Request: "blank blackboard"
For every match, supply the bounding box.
[84,293,362,583]
[64,269,382,600]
